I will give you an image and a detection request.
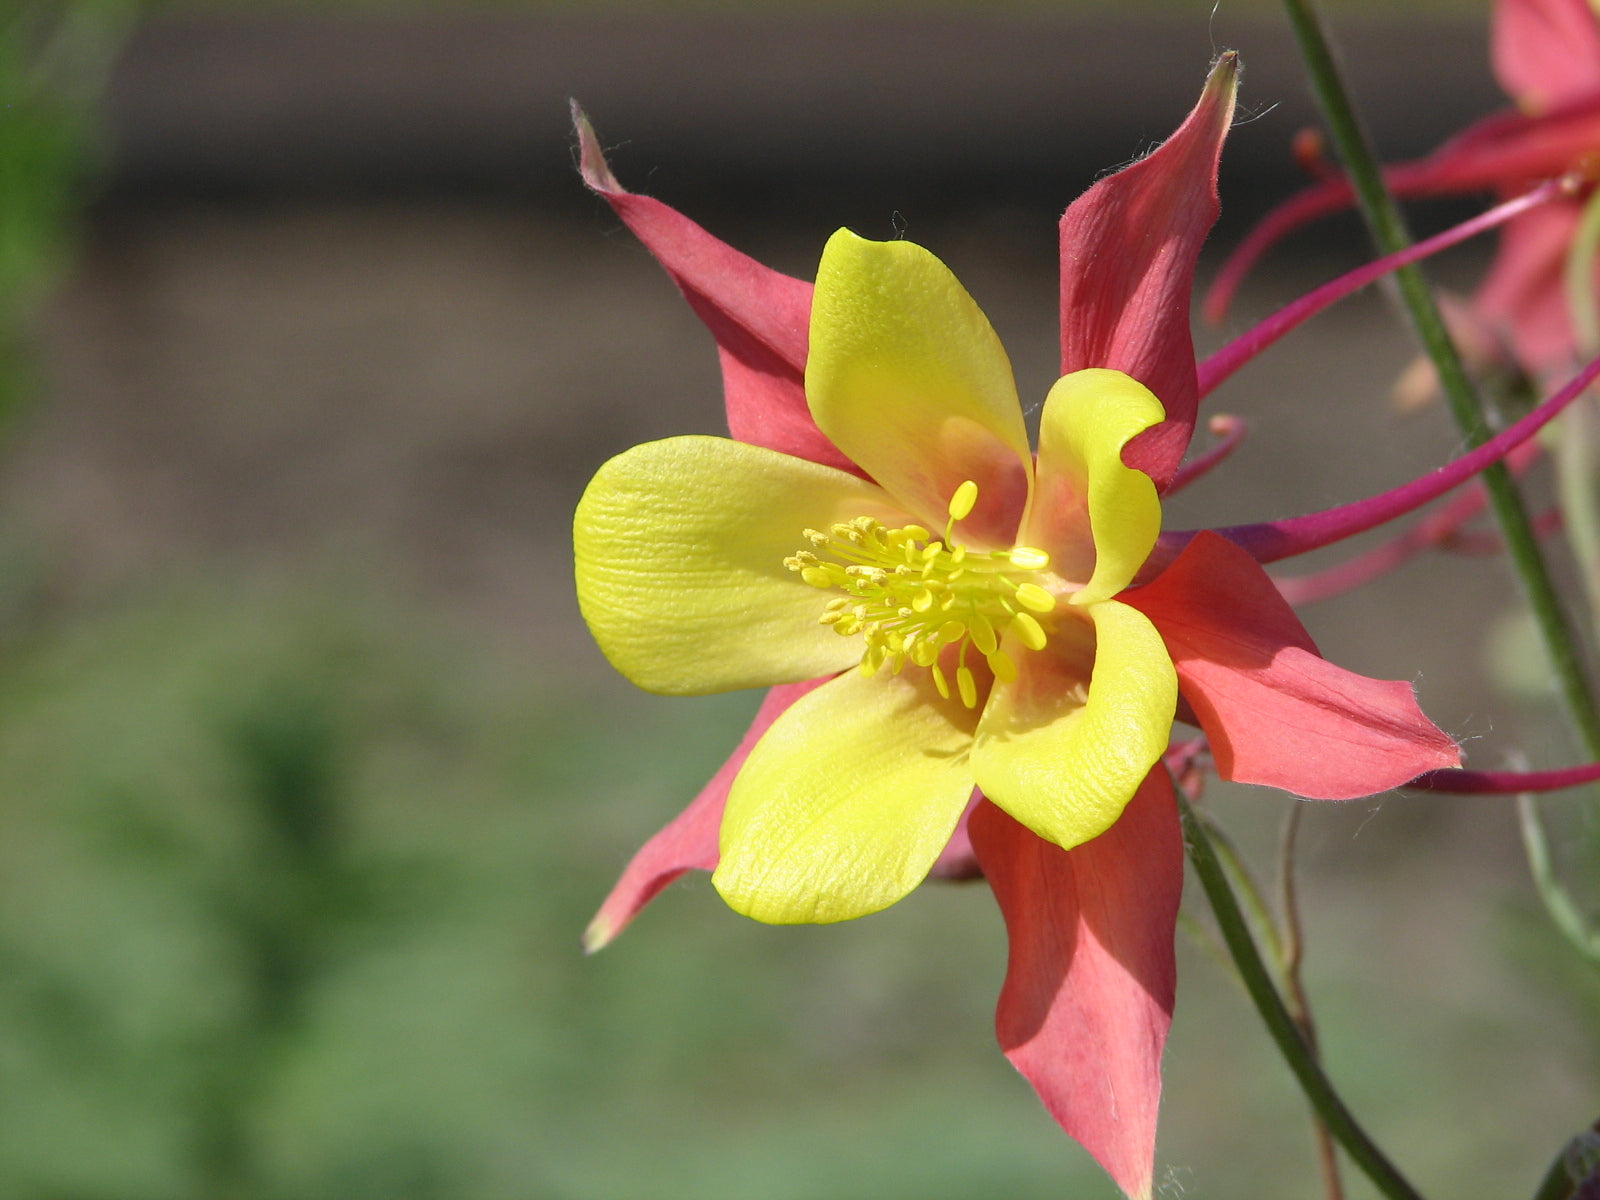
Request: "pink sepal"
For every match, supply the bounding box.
[970,774,1180,1200]
[1492,0,1600,115]
[1475,198,1584,372]
[1125,532,1460,799]
[1058,56,1236,492]
[572,103,854,473]
[583,678,829,952]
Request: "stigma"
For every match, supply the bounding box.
[784,481,1056,707]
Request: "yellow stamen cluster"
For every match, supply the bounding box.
[784,481,1056,708]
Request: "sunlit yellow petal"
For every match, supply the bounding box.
[806,229,1032,546]
[714,666,980,923]
[1024,369,1164,600]
[574,435,909,694]
[971,599,1176,852]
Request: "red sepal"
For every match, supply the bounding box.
[970,773,1180,1200]
[1124,532,1461,799]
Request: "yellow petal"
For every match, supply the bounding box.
[1025,369,1165,602]
[806,229,1032,547]
[574,435,908,694]
[971,599,1176,852]
[714,665,980,923]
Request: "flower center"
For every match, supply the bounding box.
[784,481,1056,708]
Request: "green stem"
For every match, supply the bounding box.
[1552,404,1600,625]
[1517,794,1600,964]
[1179,795,1426,1200]
[1176,908,1238,982]
[1532,1156,1574,1200]
[1205,816,1285,961]
[1277,804,1346,1200]
[1280,0,1600,758]
[1557,189,1600,624]
[1563,191,1600,354]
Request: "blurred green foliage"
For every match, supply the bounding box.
[0,569,1589,1199]
[0,578,1125,1199]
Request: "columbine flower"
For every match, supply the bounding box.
[574,55,1458,1200]
[1207,0,1600,378]
[579,229,1178,924]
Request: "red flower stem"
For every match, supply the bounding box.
[1272,535,1427,606]
[1411,758,1600,968]
[1163,351,1600,566]
[1273,502,1562,605]
[1178,793,1425,1200]
[1203,182,1353,325]
[1168,415,1248,493]
[1197,179,1569,399]
[1272,443,1548,606]
[1446,504,1564,554]
[1407,761,1600,793]
[1279,0,1600,758]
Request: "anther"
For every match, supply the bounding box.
[969,616,998,656]
[1010,612,1047,651]
[1014,583,1056,613]
[956,666,978,709]
[948,480,979,521]
[787,480,1059,703]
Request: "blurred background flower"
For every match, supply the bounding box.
[0,2,1595,1197]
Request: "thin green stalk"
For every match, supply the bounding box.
[1517,794,1600,964]
[1556,188,1600,625]
[1176,908,1237,980]
[1280,0,1600,757]
[1204,816,1284,961]
[1562,189,1600,356]
[1552,402,1600,624]
[1277,804,1345,1200]
[1179,794,1426,1200]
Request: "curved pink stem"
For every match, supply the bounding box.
[1445,504,1564,554]
[1408,761,1600,792]
[1160,349,1600,565]
[1168,414,1248,494]
[1273,526,1442,606]
[1198,179,1572,399]
[1202,179,1357,325]
[1272,442,1548,604]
